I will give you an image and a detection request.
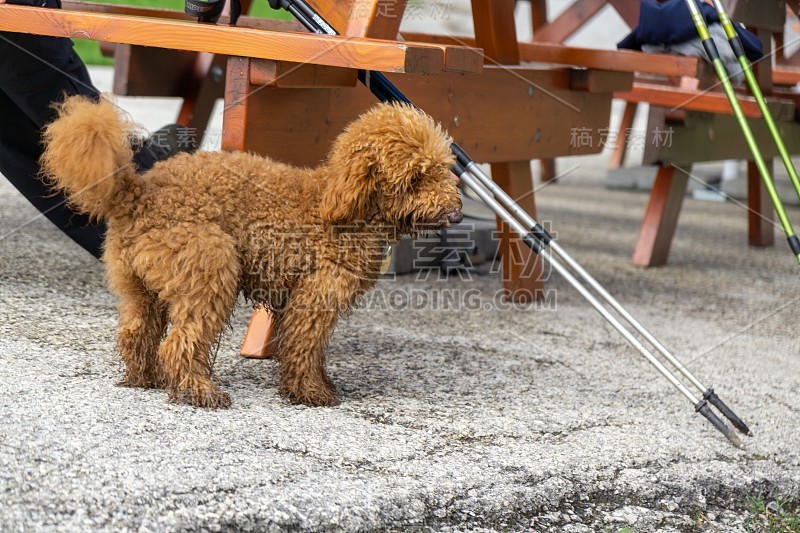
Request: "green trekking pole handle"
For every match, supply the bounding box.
[709,1,800,213]
[683,0,800,264]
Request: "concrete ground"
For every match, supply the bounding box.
[2,81,800,531]
[2,3,800,528]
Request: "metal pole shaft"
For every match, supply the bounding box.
[272,0,747,446]
[457,169,700,405]
[682,0,800,264]
[462,161,752,436]
[460,159,706,390]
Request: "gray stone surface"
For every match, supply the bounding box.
[2,146,799,530]
[2,8,800,525]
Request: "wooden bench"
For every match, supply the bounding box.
[520,0,800,266]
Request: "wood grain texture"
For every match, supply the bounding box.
[238,66,618,167]
[222,56,250,153]
[606,0,640,28]
[473,0,543,302]
[63,0,306,31]
[632,165,689,267]
[401,34,701,78]
[532,0,605,43]
[616,82,795,119]
[748,160,777,247]
[250,59,358,88]
[491,161,544,301]
[608,101,637,169]
[774,67,800,86]
[470,0,520,63]
[0,4,443,74]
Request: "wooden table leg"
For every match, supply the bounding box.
[224,56,276,358]
[632,164,689,267]
[609,101,636,169]
[492,161,545,301]
[241,308,276,359]
[176,53,227,146]
[747,160,776,247]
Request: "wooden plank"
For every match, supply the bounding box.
[470,0,520,64]
[748,160,776,247]
[63,0,304,31]
[304,0,407,39]
[250,59,358,88]
[491,161,544,301]
[177,53,227,144]
[533,0,606,43]
[608,101,637,169]
[521,42,700,77]
[729,0,786,32]
[240,66,621,166]
[111,46,204,97]
[570,69,634,93]
[530,0,548,31]
[400,34,702,78]
[632,165,689,267]
[0,4,443,75]
[472,0,543,303]
[616,82,795,119]
[644,112,800,164]
[606,0,640,28]
[222,56,250,153]
[774,67,800,86]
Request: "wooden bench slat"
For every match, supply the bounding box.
[61,1,482,74]
[774,67,800,87]
[532,0,606,43]
[401,33,701,78]
[615,82,796,119]
[0,4,443,74]
[62,0,305,31]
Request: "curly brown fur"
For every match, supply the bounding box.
[42,96,461,408]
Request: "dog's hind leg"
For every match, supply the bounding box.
[107,262,168,389]
[147,227,240,408]
[276,267,363,407]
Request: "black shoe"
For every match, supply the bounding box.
[132,124,198,173]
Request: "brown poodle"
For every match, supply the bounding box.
[42,96,462,408]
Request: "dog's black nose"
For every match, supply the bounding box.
[449,211,464,224]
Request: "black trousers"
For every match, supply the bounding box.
[0,29,107,258]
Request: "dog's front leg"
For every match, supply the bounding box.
[276,268,363,407]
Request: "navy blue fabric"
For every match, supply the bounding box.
[618,0,763,62]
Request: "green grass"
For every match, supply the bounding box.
[71,0,292,65]
[745,495,800,533]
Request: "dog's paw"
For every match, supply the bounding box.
[283,384,339,407]
[169,387,232,409]
[118,374,165,389]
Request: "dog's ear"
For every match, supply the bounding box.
[319,145,377,224]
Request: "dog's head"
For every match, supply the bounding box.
[320,103,462,233]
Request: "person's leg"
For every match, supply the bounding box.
[0,86,105,257]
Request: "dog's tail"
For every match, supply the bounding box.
[41,95,137,221]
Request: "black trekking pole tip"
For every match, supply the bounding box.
[703,388,753,437]
[696,401,744,449]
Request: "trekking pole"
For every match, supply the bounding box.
[708,0,800,211]
[267,0,749,447]
[682,0,800,265]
